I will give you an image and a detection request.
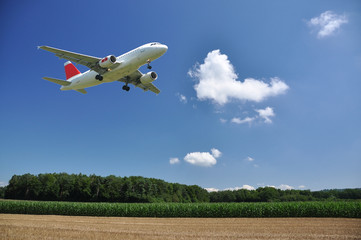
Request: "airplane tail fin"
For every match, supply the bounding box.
[43,77,71,86]
[64,61,81,79]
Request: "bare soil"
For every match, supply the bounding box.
[1,214,361,240]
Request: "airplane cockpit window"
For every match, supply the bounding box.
[150,42,160,46]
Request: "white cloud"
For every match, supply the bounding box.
[231,117,255,124]
[206,184,307,192]
[277,184,294,190]
[206,185,256,192]
[0,181,7,187]
[308,11,348,38]
[263,184,294,190]
[211,148,222,158]
[184,152,216,167]
[225,185,256,191]
[257,184,295,190]
[184,148,221,167]
[242,185,256,191]
[245,156,258,167]
[205,188,219,192]
[220,118,227,123]
[189,50,289,105]
[177,93,187,104]
[169,157,180,165]
[255,107,275,123]
[229,107,276,125]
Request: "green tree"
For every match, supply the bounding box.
[55,173,74,201]
[101,175,123,202]
[71,174,91,201]
[38,173,60,200]
[258,187,279,202]
[0,186,6,198]
[90,174,104,201]
[5,174,41,200]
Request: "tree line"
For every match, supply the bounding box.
[209,187,361,202]
[2,173,209,203]
[1,173,360,202]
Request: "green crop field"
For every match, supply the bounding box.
[1,200,360,218]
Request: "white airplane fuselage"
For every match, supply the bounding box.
[60,43,168,91]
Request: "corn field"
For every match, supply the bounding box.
[1,200,360,218]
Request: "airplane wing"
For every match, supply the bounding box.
[38,46,120,74]
[147,83,161,94]
[118,70,161,94]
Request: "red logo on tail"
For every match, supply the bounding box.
[64,61,81,80]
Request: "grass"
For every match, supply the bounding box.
[1,200,360,218]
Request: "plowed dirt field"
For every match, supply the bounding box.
[1,214,360,239]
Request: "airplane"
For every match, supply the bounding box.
[39,42,168,94]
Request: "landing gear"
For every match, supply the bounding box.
[147,59,152,69]
[122,76,130,92]
[122,85,130,91]
[95,74,103,81]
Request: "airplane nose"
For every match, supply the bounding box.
[161,44,168,53]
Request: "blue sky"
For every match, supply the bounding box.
[1,0,360,191]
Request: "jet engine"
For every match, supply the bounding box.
[140,71,158,84]
[99,55,117,68]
